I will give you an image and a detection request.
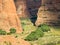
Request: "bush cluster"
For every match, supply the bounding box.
[0,28,16,35]
[0,29,7,35]
[25,24,50,41]
[38,24,50,32]
[10,28,16,34]
[25,28,44,41]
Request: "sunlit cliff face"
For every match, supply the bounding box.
[0,0,22,33]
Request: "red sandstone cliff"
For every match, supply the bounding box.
[0,0,22,33]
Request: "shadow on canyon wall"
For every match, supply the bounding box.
[14,0,42,26]
[26,0,42,26]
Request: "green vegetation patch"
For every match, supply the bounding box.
[38,24,50,32]
[25,28,44,41]
[10,28,16,34]
[0,28,16,35]
[0,29,7,35]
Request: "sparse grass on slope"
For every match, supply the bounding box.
[0,18,60,45]
[20,18,60,45]
[11,18,60,45]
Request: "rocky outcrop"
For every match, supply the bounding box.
[15,0,41,18]
[15,0,30,18]
[35,0,60,26]
[0,0,22,33]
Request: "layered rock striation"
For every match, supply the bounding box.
[36,0,60,26]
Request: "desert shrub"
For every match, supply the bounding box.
[21,22,26,26]
[35,28,44,37]
[0,29,7,35]
[25,28,44,41]
[25,32,38,41]
[10,28,16,34]
[38,24,50,32]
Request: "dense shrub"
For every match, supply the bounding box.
[10,28,16,34]
[0,29,7,35]
[35,28,44,37]
[0,28,16,35]
[38,24,50,32]
[25,32,38,41]
[25,28,44,41]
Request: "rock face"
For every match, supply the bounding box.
[0,0,22,33]
[35,0,60,26]
[26,0,41,18]
[15,0,30,18]
[15,0,41,18]
[15,0,41,25]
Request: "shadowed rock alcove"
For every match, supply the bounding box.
[14,0,60,26]
[14,0,42,26]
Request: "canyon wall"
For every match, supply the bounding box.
[0,0,22,33]
[15,0,41,18]
[15,0,60,26]
[35,0,60,26]
[15,0,30,18]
